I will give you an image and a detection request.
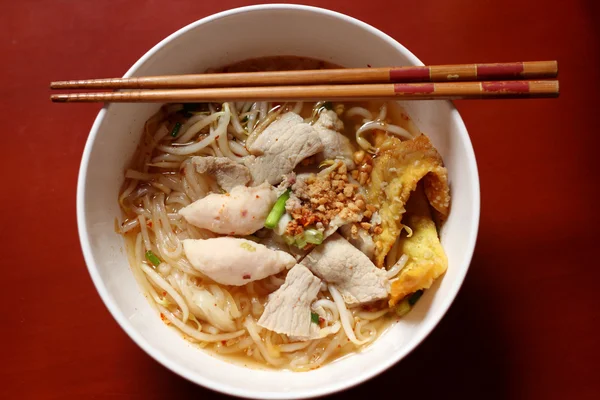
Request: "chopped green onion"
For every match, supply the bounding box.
[395,299,411,317]
[304,229,324,245]
[311,312,320,324]
[283,229,324,248]
[408,289,424,306]
[283,234,296,245]
[240,242,257,252]
[294,234,308,249]
[170,121,182,137]
[265,190,290,229]
[323,101,333,110]
[241,116,249,123]
[145,250,161,266]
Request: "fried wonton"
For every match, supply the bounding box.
[388,185,448,306]
[368,133,450,267]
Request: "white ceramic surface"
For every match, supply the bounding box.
[77,4,480,399]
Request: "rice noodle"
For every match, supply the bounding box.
[192,289,237,332]
[278,340,312,353]
[386,238,400,270]
[166,191,190,207]
[158,305,245,342]
[158,175,183,192]
[141,263,189,322]
[228,139,249,156]
[291,101,303,114]
[312,299,339,322]
[243,316,285,366]
[376,103,387,121]
[176,112,223,143]
[152,153,187,163]
[246,102,260,134]
[228,103,249,140]
[354,319,376,343]
[151,181,172,195]
[130,233,168,307]
[182,160,208,200]
[118,94,411,370]
[210,139,224,157]
[315,330,343,366]
[355,308,390,321]
[125,169,156,181]
[158,110,228,155]
[387,254,409,279]
[137,214,151,251]
[214,337,254,354]
[315,321,341,338]
[120,218,139,233]
[119,179,138,208]
[245,104,282,149]
[147,162,181,169]
[258,102,268,122]
[329,286,369,345]
[346,106,372,120]
[357,120,413,141]
[265,331,281,358]
[213,104,241,161]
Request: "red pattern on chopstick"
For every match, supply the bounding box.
[477,63,525,79]
[393,83,435,94]
[481,81,529,93]
[389,67,430,82]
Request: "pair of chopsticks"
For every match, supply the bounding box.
[50,60,559,103]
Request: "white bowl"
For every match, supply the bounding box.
[77,4,480,399]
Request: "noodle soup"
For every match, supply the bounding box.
[118,56,450,371]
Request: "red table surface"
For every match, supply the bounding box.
[2,1,599,399]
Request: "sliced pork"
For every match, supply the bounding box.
[301,233,388,305]
[339,224,376,260]
[244,112,323,185]
[191,156,251,191]
[313,110,355,168]
[258,264,321,338]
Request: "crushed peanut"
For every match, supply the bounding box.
[348,202,360,212]
[353,150,365,164]
[350,224,359,239]
[355,198,366,210]
[359,164,373,173]
[286,163,363,235]
[359,172,368,185]
[343,184,354,197]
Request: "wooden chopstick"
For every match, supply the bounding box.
[50,61,557,89]
[50,80,559,103]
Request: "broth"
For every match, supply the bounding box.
[118,56,425,371]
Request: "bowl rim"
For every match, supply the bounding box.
[77,3,480,399]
